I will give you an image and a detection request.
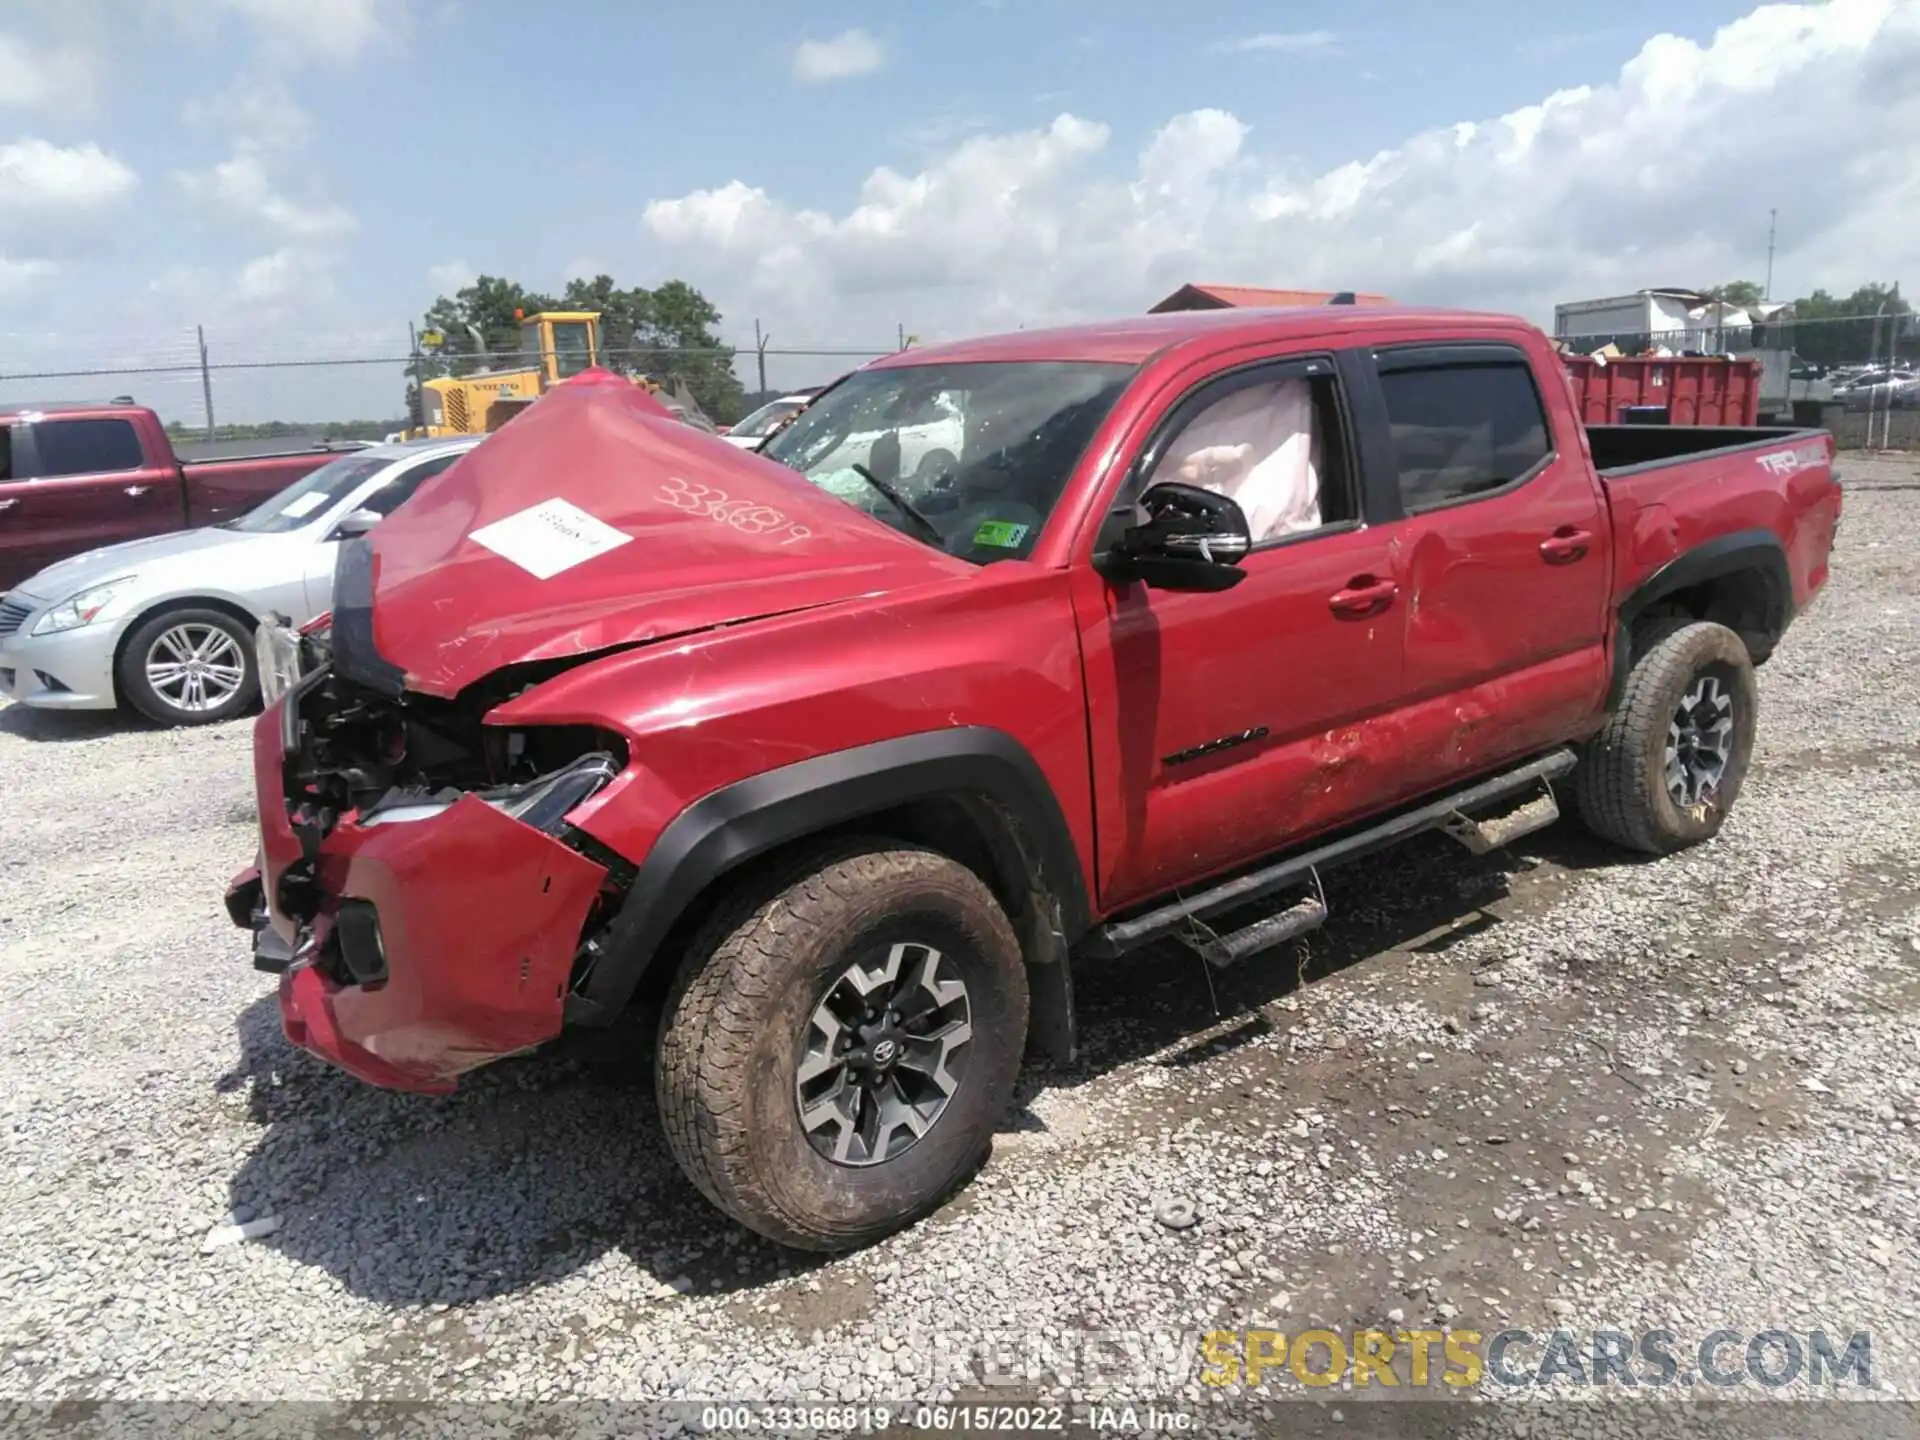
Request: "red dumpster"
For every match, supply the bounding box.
[1560,354,1759,427]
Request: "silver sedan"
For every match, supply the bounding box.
[0,437,479,726]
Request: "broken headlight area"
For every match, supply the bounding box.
[274,665,632,925]
[358,751,621,833]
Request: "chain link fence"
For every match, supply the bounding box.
[0,331,900,444]
[4,310,1916,448]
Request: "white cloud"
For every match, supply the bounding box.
[184,75,313,155]
[426,259,476,294]
[792,28,887,83]
[207,0,389,63]
[235,248,307,304]
[0,254,56,296]
[1213,30,1339,55]
[644,0,1920,348]
[0,139,137,242]
[175,152,356,240]
[0,31,97,112]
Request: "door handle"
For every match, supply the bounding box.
[1540,526,1593,563]
[1328,575,1398,619]
[124,485,151,497]
[0,498,16,511]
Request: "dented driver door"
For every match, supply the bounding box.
[1070,349,1411,913]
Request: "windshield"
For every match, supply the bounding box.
[223,454,391,534]
[732,398,806,438]
[758,360,1135,563]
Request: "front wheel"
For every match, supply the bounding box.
[656,841,1028,1251]
[116,607,259,726]
[1574,618,1758,854]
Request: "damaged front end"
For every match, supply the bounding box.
[226,607,635,1093]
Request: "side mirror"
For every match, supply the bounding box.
[330,508,383,540]
[1101,481,1251,593]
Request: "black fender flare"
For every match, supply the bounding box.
[1606,529,1792,710]
[567,726,1091,1025]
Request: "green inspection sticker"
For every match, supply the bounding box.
[972,519,1031,549]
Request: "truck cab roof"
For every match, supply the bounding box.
[0,398,144,420]
[864,305,1532,369]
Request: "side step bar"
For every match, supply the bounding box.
[1188,889,1329,970]
[1442,788,1561,856]
[1083,747,1577,959]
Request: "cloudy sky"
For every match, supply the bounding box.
[1,0,1915,423]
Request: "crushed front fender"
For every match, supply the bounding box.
[279,793,608,1092]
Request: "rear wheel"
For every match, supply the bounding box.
[117,607,258,726]
[656,841,1027,1251]
[1574,619,1758,854]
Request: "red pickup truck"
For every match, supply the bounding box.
[227,305,1841,1252]
[0,399,365,592]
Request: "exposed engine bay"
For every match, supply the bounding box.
[266,619,634,996]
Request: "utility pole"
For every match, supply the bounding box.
[196,324,216,440]
[407,322,425,431]
[1763,208,1777,302]
[753,319,769,396]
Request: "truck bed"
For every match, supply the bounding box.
[1586,423,1807,476]
[1593,424,1839,658]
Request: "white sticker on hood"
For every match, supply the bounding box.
[468,498,633,579]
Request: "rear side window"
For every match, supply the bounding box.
[32,418,145,477]
[1378,362,1551,513]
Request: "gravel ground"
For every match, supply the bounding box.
[2,453,1916,1433]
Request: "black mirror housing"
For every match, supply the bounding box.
[1101,481,1252,592]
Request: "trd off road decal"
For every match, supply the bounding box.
[1757,442,1827,477]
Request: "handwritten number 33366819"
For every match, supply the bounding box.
[658,476,811,545]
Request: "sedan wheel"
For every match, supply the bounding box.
[116,607,260,726]
[147,623,247,714]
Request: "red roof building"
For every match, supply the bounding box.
[1148,283,1394,313]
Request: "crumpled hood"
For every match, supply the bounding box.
[362,377,972,698]
[15,526,264,602]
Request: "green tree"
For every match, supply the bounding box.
[1704,280,1766,308]
[416,273,744,421]
[636,279,746,421]
[419,275,558,376]
[559,274,653,355]
[1785,282,1912,367]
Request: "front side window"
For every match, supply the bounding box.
[550,322,594,378]
[223,455,391,534]
[32,418,144,477]
[1138,369,1356,545]
[357,453,468,522]
[356,451,468,518]
[1378,360,1551,513]
[760,360,1135,564]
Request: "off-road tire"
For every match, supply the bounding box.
[656,840,1028,1251]
[116,606,258,727]
[1574,618,1758,855]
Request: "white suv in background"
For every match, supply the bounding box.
[722,393,817,449]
